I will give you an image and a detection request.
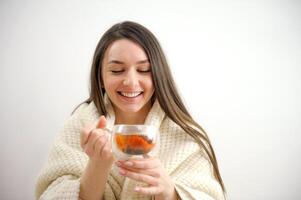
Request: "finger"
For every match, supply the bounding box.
[96,115,107,129]
[119,158,160,170]
[94,133,108,156]
[84,129,102,156]
[118,168,158,186]
[80,125,94,149]
[101,136,114,160]
[116,164,160,178]
[134,186,160,196]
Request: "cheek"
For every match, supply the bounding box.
[145,77,154,90]
[104,77,119,90]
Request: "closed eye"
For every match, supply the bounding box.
[111,70,124,74]
[137,69,151,73]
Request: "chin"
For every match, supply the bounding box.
[120,106,143,113]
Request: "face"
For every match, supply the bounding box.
[101,39,155,116]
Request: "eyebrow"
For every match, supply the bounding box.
[108,59,149,65]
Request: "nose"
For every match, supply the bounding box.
[123,69,139,87]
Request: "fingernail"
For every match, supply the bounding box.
[134,187,140,192]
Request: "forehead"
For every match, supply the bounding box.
[104,39,148,63]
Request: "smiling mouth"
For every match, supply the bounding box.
[117,91,143,98]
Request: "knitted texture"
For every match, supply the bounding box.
[35,97,225,200]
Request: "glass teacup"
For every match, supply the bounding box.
[109,124,158,160]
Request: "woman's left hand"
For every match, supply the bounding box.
[116,157,178,200]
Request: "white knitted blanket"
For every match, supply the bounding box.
[35,98,224,200]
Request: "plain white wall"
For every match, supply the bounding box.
[0,0,300,199]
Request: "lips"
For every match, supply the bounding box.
[117,91,143,98]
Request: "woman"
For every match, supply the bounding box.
[36,21,226,200]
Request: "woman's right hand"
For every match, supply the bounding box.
[79,116,114,200]
[80,115,114,165]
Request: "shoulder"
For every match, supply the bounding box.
[72,101,98,117]
[159,117,199,152]
[159,117,201,172]
[160,117,196,143]
[55,101,99,145]
[70,101,100,125]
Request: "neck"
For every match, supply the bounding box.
[114,104,152,125]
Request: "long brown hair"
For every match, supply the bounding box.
[81,21,225,192]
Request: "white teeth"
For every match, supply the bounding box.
[120,92,142,98]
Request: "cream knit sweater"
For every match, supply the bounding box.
[35,97,225,200]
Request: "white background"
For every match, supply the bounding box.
[0,0,300,199]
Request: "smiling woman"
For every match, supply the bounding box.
[102,39,155,124]
[35,21,226,200]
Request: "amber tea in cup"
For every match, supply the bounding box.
[111,125,158,159]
